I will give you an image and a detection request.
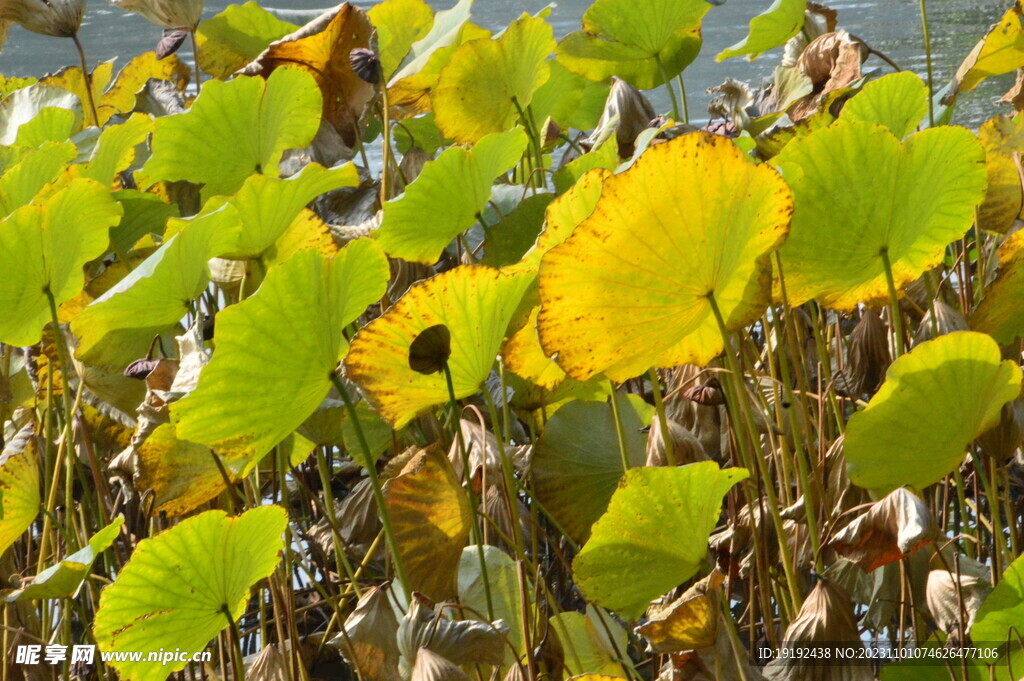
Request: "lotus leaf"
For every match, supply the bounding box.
[0,140,75,216]
[377,127,527,263]
[196,2,297,80]
[538,132,792,381]
[949,1,1024,98]
[573,461,748,619]
[389,22,489,118]
[971,230,1024,343]
[0,83,82,146]
[93,506,287,681]
[346,265,532,428]
[140,67,322,196]
[975,114,1024,234]
[0,178,122,346]
[972,552,1024,650]
[838,71,928,138]
[77,113,153,186]
[368,0,434,81]
[556,0,708,90]
[717,0,806,62]
[532,395,651,543]
[844,331,1022,492]
[173,242,388,464]
[457,544,530,659]
[550,607,632,677]
[773,121,986,309]
[432,13,554,144]
[0,424,39,555]
[135,423,231,518]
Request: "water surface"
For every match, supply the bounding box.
[0,0,1015,127]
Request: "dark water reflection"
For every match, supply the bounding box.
[0,0,1015,127]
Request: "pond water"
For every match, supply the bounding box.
[0,0,1016,128]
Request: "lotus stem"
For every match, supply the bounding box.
[330,373,412,601]
[676,74,689,124]
[70,34,101,127]
[190,31,203,91]
[654,55,681,122]
[649,368,676,466]
[380,84,392,205]
[314,447,364,598]
[880,248,906,356]
[918,0,935,126]
[607,380,632,474]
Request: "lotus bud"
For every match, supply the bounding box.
[350,47,381,85]
[646,417,707,467]
[110,0,204,31]
[829,487,938,572]
[926,566,990,640]
[411,649,470,681]
[765,579,872,681]
[0,0,83,45]
[584,76,656,158]
[914,300,969,344]
[843,309,889,396]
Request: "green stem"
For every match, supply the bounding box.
[314,448,364,598]
[190,31,203,91]
[918,0,935,126]
[654,55,681,121]
[880,249,906,356]
[649,368,676,466]
[676,74,689,124]
[221,605,246,681]
[331,373,411,601]
[71,34,100,127]
[607,381,631,474]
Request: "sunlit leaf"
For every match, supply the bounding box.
[346,265,533,428]
[550,608,632,677]
[39,60,113,127]
[538,132,792,382]
[99,52,190,122]
[533,395,651,544]
[368,0,435,81]
[0,178,122,346]
[838,71,928,138]
[4,518,123,601]
[94,506,287,681]
[0,83,82,146]
[772,121,985,309]
[377,127,527,263]
[13,106,77,146]
[717,0,806,62]
[972,230,1024,343]
[385,447,471,601]
[238,4,374,147]
[140,67,322,196]
[972,552,1024,649]
[556,0,708,90]
[173,242,389,464]
[458,545,530,660]
[975,114,1024,234]
[573,462,748,619]
[135,423,232,518]
[948,1,1024,99]
[526,59,610,132]
[844,331,1022,492]
[0,424,40,556]
[0,140,76,216]
[433,14,554,144]
[72,204,237,367]
[636,571,723,652]
[77,113,154,186]
[196,2,297,80]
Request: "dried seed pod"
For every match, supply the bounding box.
[350,47,382,85]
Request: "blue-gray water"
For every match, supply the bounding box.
[0,0,1015,127]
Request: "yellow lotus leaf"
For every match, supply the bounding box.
[40,60,114,127]
[772,121,986,309]
[538,132,792,382]
[636,571,724,653]
[384,447,471,601]
[0,424,39,555]
[971,230,1024,343]
[345,266,533,428]
[196,2,297,80]
[433,13,554,144]
[100,52,190,122]
[976,114,1024,234]
[367,0,434,81]
[239,3,374,147]
[949,1,1024,99]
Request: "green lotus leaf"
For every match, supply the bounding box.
[346,265,533,428]
[538,132,792,382]
[551,608,632,678]
[532,395,651,544]
[0,178,122,346]
[4,517,123,602]
[368,0,435,81]
[972,552,1024,650]
[196,2,297,80]
[481,193,552,268]
[573,462,747,619]
[717,0,806,62]
[773,122,986,310]
[838,72,928,138]
[0,424,40,556]
[949,1,1024,99]
[72,203,238,368]
[552,138,618,194]
[377,128,527,263]
[0,75,37,98]
[340,399,393,468]
[972,230,1024,343]
[458,544,532,661]
[529,60,610,132]
[0,84,82,146]
[77,113,154,186]
[14,107,77,147]
[844,331,1023,492]
[0,140,75,217]
[172,241,389,464]
[93,506,287,681]
[140,67,322,196]
[555,0,708,90]
[109,190,178,255]
[975,114,1024,234]
[221,162,358,259]
[433,14,554,144]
